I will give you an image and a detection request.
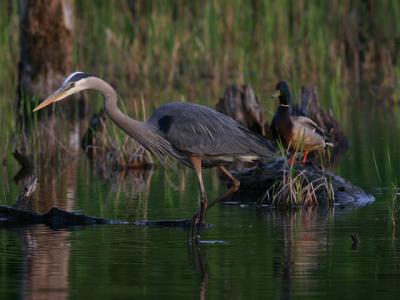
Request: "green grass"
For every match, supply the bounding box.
[0,0,400,160]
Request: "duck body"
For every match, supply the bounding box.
[270,81,333,163]
[289,115,331,151]
[271,105,293,147]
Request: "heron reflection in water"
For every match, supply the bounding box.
[33,72,275,242]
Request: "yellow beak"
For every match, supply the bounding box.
[33,88,71,112]
[271,90,281,99]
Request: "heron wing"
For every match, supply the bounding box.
[148,102,275,158]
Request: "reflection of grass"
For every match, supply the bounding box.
[373,146,400,233]
[389,192,398,231]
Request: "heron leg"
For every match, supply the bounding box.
[190,157,208,244]
[208,166,240,209]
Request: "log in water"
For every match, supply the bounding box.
[227,158,374,207]
[1,158,374,229]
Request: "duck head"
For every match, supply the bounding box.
[271,81,292,106]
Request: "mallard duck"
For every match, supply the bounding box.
[270,81,333,164]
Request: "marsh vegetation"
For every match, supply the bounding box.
[1,1,400,299]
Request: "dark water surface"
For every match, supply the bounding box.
[1,105,400,299]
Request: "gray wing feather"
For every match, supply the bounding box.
[148,102,274,158]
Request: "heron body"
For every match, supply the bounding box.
[148,102,274,167]
[270,81,333,164]
[34,72,275,242]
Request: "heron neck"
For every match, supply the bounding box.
[88,77,147,143]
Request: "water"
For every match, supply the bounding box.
[1,103,400,299]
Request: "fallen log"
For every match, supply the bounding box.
[226,159,374,208]
[0,206,127,228]
[0,175,125,227]
[0,204,202,229]
[2,158,373,230]
[1,175,195,228]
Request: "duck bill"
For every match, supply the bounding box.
[33,88,72,112]
[271,90,281,99]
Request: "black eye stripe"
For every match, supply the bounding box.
[69,72,88,82]
[63,72,90,87]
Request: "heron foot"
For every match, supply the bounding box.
[189,211,208,244]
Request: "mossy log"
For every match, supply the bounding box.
[227,159,374,208]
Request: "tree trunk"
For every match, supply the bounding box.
[17,0,84,128]
[292,85,349,161]
[216,84,266,136]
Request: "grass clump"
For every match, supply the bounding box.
[264,145,335,209]
[270,166,334,209]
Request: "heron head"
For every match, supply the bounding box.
[33,72,91,112]
[271,81,291,105]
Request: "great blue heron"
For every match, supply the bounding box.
[33,72,275,242]
[270,81,333,164]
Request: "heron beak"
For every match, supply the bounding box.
[33,87,73,112]
[271,90,281,99]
